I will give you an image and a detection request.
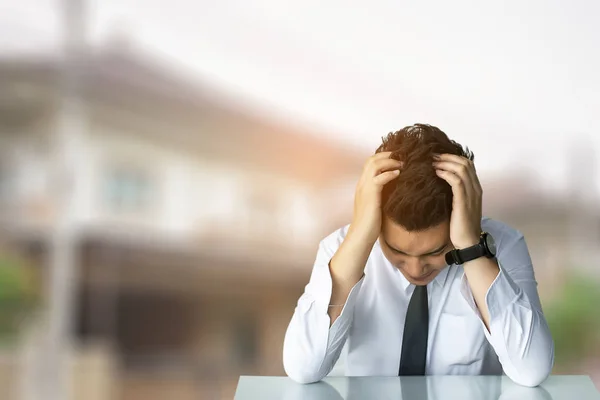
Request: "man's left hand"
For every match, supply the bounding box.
[433,153,483,249]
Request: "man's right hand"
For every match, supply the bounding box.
[327,152,401,323]
[348,151,402,246]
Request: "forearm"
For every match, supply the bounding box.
[462,256,500,330]
[284,228,369,383]
[462,257,554,386]
[328,228,373,324]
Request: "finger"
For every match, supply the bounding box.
[432,160,475,199]
[435,169,466,205]
[471,168,483,196]
[365,152,398,172]
[433,153,470,165]
[370,158,403,175]
[434,153,480,192]
[432,160,470,181]
[372,151,394,160]
[373,169,401,186]
[433,152,472,169]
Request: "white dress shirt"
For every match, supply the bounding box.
[283,217,554,387]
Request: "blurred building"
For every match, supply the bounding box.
[1,44,599,399]
[0,45,365,399]
[482,168,600,301]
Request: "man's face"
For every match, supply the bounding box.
[379,217,451,286]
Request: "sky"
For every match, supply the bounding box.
[2,0,600,195]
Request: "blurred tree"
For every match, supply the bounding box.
[545,273,600,369]
[0,248,39,344]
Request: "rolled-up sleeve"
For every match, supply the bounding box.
[461,230,555,387]
[283,227,364,384]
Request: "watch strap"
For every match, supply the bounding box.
[445,233,489,265]
[457,244,486,263]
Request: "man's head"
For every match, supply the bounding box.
[375,124,474,285]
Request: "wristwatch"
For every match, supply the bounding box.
[445,231,497,265]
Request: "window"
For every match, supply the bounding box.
[245,184,281,234]
[116,293,194,369]
[103,167,155,213]
[288,188,318,242]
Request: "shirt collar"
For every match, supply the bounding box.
[433,263,452,288]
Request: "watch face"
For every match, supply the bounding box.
[485,234,497,256]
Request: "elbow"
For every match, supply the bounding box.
[282,342,328,384]
[507,341,555,387]
[283,360,327,384]
[282,311,340,384]
[285,368,325,384]
[509,369,551,388]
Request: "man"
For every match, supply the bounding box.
[283,124,554,387]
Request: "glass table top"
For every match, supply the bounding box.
[235,375,600,400]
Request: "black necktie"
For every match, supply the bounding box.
[399,284,429,375]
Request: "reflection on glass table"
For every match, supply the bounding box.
[235,375,600,400]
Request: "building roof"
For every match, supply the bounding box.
[0,45,366,186]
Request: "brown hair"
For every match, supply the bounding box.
[376,124,474,231]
